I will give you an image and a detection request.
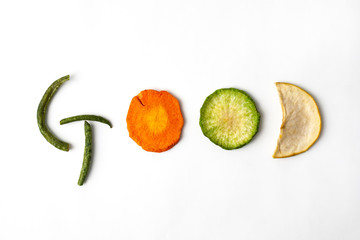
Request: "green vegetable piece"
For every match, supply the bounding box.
[37,75,70,151]
[60,115,112,128]
[78,121,92,186]
[199,88,260,150]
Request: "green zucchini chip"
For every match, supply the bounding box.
[200,88,260,150]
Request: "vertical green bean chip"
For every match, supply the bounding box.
[78,121,92,186]
[37,75,70,151]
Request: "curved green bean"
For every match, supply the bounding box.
[78,121,92,186]
[37,75,70,151]
[60,115,112,128]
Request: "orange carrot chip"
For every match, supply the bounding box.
[126,90,184,152]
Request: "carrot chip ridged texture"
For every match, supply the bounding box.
[126,90,184,152]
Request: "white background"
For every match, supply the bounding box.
[1,0,360,239]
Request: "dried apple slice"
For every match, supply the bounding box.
[273,82,321,158]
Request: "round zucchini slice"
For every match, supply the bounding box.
[200,88,260,150]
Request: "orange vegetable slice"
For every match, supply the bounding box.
[126,90,184,152]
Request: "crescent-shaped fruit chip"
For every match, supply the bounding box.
[273,82,321,158]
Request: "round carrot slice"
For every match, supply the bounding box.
[126,90,184,152]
